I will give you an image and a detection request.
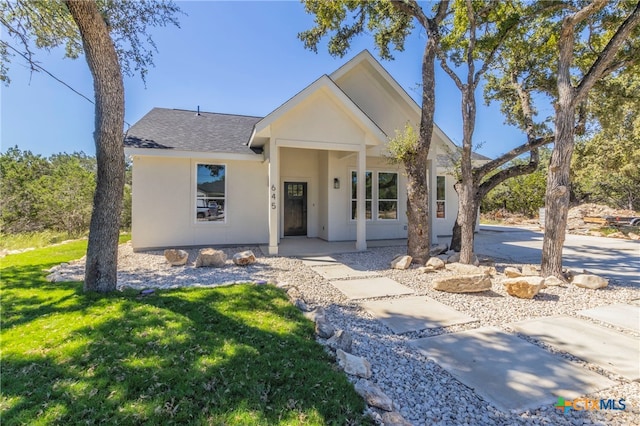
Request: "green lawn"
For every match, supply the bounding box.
[0,240,368,425]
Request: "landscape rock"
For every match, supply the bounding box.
[432,274,492,293]
[446,252,480,266]
[390,255,412,270]
[521,265,539,276]
[294,298,309,312]
[628,232,640,241]
[503,276,545,299]
[164,249,189,266]
[573,274,608,289]
[504,267,523,278]
[232,250,256,266]
[354,379,393,411]
[315,315,335,339]
[194,248,227,268]
[544,276,565,287]
[425,257,446,270]
[336,349,372,378]
[445,262,484,275]
[480,265,497,276]
[326,329,353,353]
[302,307,324,322]
[381,411,412,426]
[429,243,448,256]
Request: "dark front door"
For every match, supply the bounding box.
[284,182,307,236]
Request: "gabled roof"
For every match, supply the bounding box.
[248,75,387,147]
[124,108,262,154]
[331,49,461,154]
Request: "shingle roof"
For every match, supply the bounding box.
[124,108,262,154]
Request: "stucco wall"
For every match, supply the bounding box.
[333,61,418,137]
[131,155,268,250]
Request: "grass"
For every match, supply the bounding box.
[0,230,83,251]
[1,241,368,425]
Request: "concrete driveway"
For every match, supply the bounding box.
[474,224,640,286]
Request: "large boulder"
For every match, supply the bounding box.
[391,255,412,270]
[232,250,256,266]
[354,379,393,411]
[503,276,544,299]
[446,252,480,266]
[573,274,608,289]
[504,267,523,278]
[194,248,227,268]
[544,276,565,287]
[429,243,448,256]
[445,262,484,275]
[164,249,189,266]
[425,257,446,271]
[336,349,372,378]
[521,265,540,276]
[432,274,492,293]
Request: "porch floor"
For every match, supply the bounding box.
[259,237,407,257]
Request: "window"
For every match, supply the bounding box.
[351,170,398,221]
[377,172,398,220]
[436,175,445,218]
[351,171,372,220]
[196,164,225,222]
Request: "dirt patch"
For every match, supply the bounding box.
[482,203,639,239]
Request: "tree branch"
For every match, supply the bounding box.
[576,1,640,102]
[474,135,553,179]
[478,150,540,198]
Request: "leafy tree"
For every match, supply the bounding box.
[572,67,640,211]
[538,0,640,278]
[480,0,639,278]
[300,0,449,263]
[0,147,96,235]
[0,147,51,233]
[481,148,550,217]
[1,0,180,292]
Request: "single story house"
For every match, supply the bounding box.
[124,50,484,253]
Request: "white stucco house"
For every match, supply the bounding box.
[124,50,483,253]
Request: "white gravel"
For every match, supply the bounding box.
[52,242,640,426]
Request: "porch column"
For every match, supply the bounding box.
[356,145,367,251]
[268,144,279,255]
[427,159,438,244]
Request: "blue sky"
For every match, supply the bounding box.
[1,0,529,159]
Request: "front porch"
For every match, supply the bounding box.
[260,237,407,257]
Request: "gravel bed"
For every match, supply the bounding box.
[52,242,640,426]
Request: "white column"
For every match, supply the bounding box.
[356,146,367,251]
[268,144,279,255]
[428,159,438,244]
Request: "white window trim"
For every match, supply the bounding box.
[194,162,227,225]
[350,169,399,222]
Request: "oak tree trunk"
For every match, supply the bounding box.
[406,36,439,264]
[65,0,125,292]
[541,103,574,278]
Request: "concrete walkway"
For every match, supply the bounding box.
[303,252,637,412]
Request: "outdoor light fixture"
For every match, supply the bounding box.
[333,178,340,189]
